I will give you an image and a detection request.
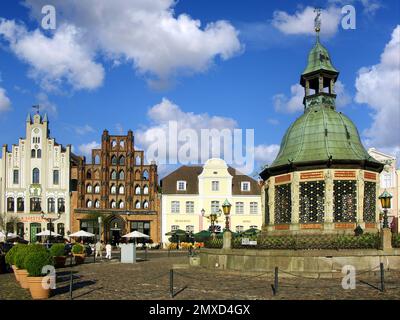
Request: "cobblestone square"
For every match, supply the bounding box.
[1,251,399,300]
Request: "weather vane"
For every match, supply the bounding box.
[32,105,40,114]
[314,8,322,33]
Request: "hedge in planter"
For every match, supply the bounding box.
[50,243,67,268]
[13,244,30,288]
[72,244,85,265]
[5,244,23,266]
[24,250,54,300]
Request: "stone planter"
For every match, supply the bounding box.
[27,277,50,300]
[73,253,86,265]
[12,265,20,281]
[18,269,30,289]
[189,256,200,266]
[53,256,67,268]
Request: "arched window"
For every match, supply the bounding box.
[95,200,100,208]
[111,170,117,180]
[111,140,117,149]
[48,198,55,213]
[57,223,65,236]
[135,185,141,195]
[143,185,149,195]
[17,198,24,212]
[58,198,65,213]
[7,197,14,212]
[94,155,100,165]
[87,200,93,208]
[135,200,141,209]
[111,155,117,165]
[94,184,100,194]
[119,170,125,180]
[120,140,125,149]
[135,170,141,180]
[119,155,125,165]
[135,156,141,165]
[110,184,116,194]
[143,201,149,209]
[32,168,40,184]
[143,170,149,180]
[37,149,42,158]
[86,170,92,179]
[31,149,36,158]
[86,184,92,193]
[119,184,125,194]
[119,200,124,209]
[110,200,116,209]
[94,169,100,180]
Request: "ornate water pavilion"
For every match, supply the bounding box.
[260,24,384,234]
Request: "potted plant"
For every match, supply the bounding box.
[72,244,85,264]
[50,243,67,268]
[25,250,53,299]
[5,244,23,281]
[13,244,30,288]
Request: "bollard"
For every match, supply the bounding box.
[168,249,170,258]
[94,247,96,264]
[170,269,174,298]
[273,267,279,295]
[380,263,385,292]
[145,246,148,261]
[69,270,73,300]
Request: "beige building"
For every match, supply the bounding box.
[161,158,262,244]
[368,148,399,233]
[0,113,73,242]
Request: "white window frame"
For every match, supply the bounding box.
[211,181,219,191]
[241,181,251,192]
[250,202,258,214]
[177,181,187,191]
[171,225,179,231]
[171,201,180,213]
[236,202,244,214]
[236,225,244,233]
[186,201,194,214]
[186,225,194,233]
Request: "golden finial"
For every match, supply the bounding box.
[314,8,322,33]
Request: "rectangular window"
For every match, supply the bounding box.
[211,201,220,213]
[177,181,187,191]
[171,225,179,231]
[363,181,376,223]
[186,225,194,233]
[236,202,244,214]
[80,220,99,238]
[171,201,180,213]
[53,170,59,185]
[381,173,392,188]
[236,225,244,233]
[333,180,357,223]
[274,183,292,223]
[30,198,41,212]
[130,221,150,236]
[250,202,258,214]
[212,181,219,191]
[13,170,19,184]
[241,182,250,192]
[299,181,325,223]
[186,201,194,213]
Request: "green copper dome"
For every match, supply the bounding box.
[260,33,383,179]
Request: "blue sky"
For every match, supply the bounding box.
[0,0,399,176]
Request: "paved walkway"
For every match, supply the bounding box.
[1,251,399,300]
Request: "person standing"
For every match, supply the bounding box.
[105,243,112,260]
[95,240,104,259]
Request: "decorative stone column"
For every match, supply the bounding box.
[223,231,232,250]
[290,172,300,231]
[324,169,334,231]
[356,170,365,228]
[268,179,275,232]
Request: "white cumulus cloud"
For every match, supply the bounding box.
[355,25,400,156]
[78,141,101,159]
[0,87,11,112]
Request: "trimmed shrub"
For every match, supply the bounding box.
[24,250,53,277]
[14,245,29,269]
[5,244,23,265]
[393,234,400,248]
[49,244,66,257]
[71,244,84,254]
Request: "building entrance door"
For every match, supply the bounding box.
[30,223,41,243]
[106,216,125,246]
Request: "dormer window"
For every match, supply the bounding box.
[177,181,187,191]
[241,182,250,192]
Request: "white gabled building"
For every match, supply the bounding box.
[0,113,72,242]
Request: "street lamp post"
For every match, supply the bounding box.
[379,190,392,229]
[98,216,102,242]
[41,211,61,246]
[222,199,232,232]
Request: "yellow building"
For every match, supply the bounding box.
[161,158,261,244]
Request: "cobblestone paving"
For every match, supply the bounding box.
[1,251,399,300]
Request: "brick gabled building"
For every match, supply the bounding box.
[71,129,161,245]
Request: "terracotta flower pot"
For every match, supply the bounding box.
[73,253,86,265]
[27,277,50,300]
[18,269,30,289]
[53,256,67,268]
[12,265,20,282]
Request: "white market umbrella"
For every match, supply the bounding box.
[122,231,149,239]
[0,231,5,238]
[68,230,95,238]
[0,232,19,239]
[35,230,61,237]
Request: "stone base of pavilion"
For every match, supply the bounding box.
[199,248,400,277]
[263,222,380,235]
